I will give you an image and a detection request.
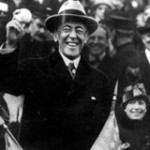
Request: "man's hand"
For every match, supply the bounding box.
[5,19,25,50]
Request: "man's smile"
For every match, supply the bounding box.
[66,42,78,47]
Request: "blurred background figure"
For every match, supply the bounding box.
[136,17,150,96]
[111,0,124,9]
[28,9,51,42]
[136,12,145,27]
[18,4,57,61]
[84,23,116,80]
[109,9,136,50]
[85,24,110,69]
[91,0,114,23]
[102,10,141,97]
[0,1,12,43]
[115,83,150,150]
[143,5,150,23]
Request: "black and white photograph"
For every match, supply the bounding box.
[0,0,149,150]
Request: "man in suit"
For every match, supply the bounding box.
[18,4,56,61]
[0,0,111,149]
[137,17,150,96]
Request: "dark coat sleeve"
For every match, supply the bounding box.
[0,50,20,95]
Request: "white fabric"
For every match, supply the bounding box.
[5,132,23,150]
[59,50,80,69]
[4,93,24,123]
[145,49,150,64]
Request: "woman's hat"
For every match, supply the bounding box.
[122,83,150,108]
[45,0,98,34]
[137,17,150,34]
[93,0,114,9]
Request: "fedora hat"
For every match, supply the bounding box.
[30,4,52,21]
[45,0,98,34]
[110,9,135,33]
[122,83,150,108]
[137,17,150,34]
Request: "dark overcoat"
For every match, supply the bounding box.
[139,51,150,95]
[0,50,111,150]
[18,34,57,61]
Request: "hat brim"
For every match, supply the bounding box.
[45,14,98,35]
[137,27,150,34]
[94,3,113,9]
[110,15,135,31]
[122,95,150,108]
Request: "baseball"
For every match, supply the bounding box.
[12,8,32,24]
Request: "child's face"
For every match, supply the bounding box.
[124,99,147,120]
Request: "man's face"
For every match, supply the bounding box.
[141,32,150,50]
[55,21,88,59]
[124,99,147,120]
[29,18,47,41]
[87,26,108,55]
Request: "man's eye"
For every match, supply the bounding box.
[90,37,95,40]
[76,29,84,34]
[63,27,71,32]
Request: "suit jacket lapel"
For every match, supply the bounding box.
[48,51,91,93]
[49,51,73,89]
[140,51,150,76]
[69,58,90,94]
[142,51,150,66]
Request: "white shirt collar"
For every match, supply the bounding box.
[145,48,150,64]
[59,50,81,69]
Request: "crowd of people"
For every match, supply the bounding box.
[0,0,149,150]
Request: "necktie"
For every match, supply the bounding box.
[68,62,76,79]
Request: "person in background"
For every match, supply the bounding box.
[0,0,111,150]
[136,17,150,96]
[115,83,150,150]
[91,0,114,23]
[143,5,150,23]
[85,24,110,69]
[0,8,31,150]
[111,0,124,9]
[84,23,116,80]
[105,10,142,100]
[136,12,145,27]
[18,4,56,61]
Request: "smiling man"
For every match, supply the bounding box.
[0,0,111,150]
[55,21,88,59]
[85,24,109,69]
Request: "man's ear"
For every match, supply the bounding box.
[53,31,58,42]
[84,33,89,44]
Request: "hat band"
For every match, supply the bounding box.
[59,9,85,16]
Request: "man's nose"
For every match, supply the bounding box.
[69,29,77,38]
[93,37,99,43]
